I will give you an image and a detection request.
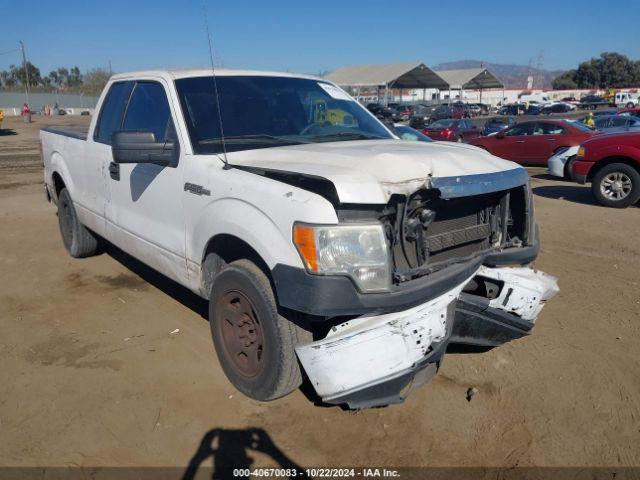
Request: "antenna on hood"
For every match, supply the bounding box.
[203,2,230,169]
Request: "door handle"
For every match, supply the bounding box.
[516,140,526,143]
[109,162,120,181]
[547,138,556,141]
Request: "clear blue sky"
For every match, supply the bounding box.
[2,0,639,75]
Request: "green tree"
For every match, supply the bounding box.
[9,62,42,87]
[553,52,640,89]
[82,67,110,94]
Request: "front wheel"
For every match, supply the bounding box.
[591,163,640,208]
[626,102,635,108]
[209,259,311,401]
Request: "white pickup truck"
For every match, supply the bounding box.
[41,69,558,408]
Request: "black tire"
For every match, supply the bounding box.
[563,155,576,180]
[57,188,98,258]
[626,102,634,108]
[591,163,640,208]
[209,259,311,401]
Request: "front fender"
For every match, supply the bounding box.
[188,197,301,271]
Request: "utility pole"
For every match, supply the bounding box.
[19,40,30,106]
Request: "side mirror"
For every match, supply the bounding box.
[496,131,506,139]
[111,131,177,166]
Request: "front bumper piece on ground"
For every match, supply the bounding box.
[452,266,559,346]
[296,266,558,409]
[295,278,471,409]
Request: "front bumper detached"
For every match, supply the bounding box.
[295,266,558,409]
[452,266,559,346]
[295,278,470,409]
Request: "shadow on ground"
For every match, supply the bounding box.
[0,129,17,136]
[532,184,600,206]
[183,428,303,479]
[103,244,208,319]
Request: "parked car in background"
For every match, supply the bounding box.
[578,95,611,110]
[366,103,401,121]
[615,92,639,108]
[541,102,576,114]
[548,145,580,179]
[408,105,435,129]
[617,107,640,117]
[594,115,640,133]
[466,104,482,117]
[390,123,433,142]
[572,132,640,208]
[482,116,516,136]
[429,105,463,121]
[422,119,482,142]
[498,104,527,116]
[469,119,596,165]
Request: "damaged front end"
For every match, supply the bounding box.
[274,167,558,408]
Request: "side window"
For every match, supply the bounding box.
[611,116,628,127]
[122,82,174,142]
[505,124,530,136]
[94,81,132,144]
[533,123,566,135]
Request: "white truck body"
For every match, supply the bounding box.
[41,69,557,408]
[615,92,639,108]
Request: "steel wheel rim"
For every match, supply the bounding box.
[601,172,632,200]
[217,290,265,378]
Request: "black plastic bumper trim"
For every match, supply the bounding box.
[272,257,483,317]
[451,292,534,346]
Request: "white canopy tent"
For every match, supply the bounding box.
[325,62,449,104]
[435,68,504,104]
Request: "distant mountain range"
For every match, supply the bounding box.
[433,60,565,89]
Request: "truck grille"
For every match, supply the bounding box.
[422,197,493,263]
[385,186,529,280]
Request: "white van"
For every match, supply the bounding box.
[519,93,551,105]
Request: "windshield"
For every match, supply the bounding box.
[393,125,433,142]
[428,119,455,128]
[175,76,393,154]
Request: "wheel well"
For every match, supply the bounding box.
[201,234,272,297]
[587,157,640,182]
[52,172,66,199]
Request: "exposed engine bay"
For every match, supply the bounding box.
[337,185,532,284]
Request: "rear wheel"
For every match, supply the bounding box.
[626,102,635,108]
[209,259,310,401]
[57,188,98,258]
[592,163,640,208]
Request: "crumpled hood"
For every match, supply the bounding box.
[228,139,525,204]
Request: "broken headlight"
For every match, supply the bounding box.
[293,223,391,292]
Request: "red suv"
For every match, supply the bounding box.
[572,132,640,208]
[469,120,596,165]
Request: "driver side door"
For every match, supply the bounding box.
[105,79,188,286]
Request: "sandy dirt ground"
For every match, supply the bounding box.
[0,114,639,472]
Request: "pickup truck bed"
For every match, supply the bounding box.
[41,125,89,141]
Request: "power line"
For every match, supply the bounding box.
[0,47,20,56]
